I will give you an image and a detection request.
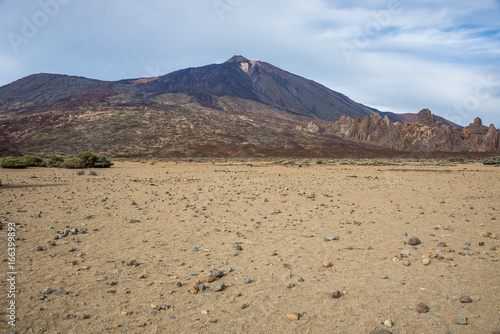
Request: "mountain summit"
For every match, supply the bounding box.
[224,55,251,63]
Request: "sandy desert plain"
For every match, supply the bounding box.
[0,159,499,334]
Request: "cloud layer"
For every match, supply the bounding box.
[1,0,499,126]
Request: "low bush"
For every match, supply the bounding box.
[22,155,47,167]
[76,151,96,168]
[62,152,113,169]
[93,155,113,168]
[62,157,86,169]
[483,156,500,165]
[0,157,27,169]
[46,156,65,167]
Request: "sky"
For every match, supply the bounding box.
[1,0,499,127]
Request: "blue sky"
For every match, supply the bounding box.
[1,0,499,127]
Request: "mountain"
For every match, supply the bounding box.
[0,56,497,157]
[129,55,381,121]
[0,55,378,122]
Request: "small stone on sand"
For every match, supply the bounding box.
[189,285,199,294]
[417,302,429,313]
[383,319,393,327]
[409,237,421,245]
[460,296,473,303]
[330,290,343,299]
[457,314,468,325]
[204,274,216,283]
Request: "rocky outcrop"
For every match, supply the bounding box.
[295,121,320,133]
[326,109,499,152]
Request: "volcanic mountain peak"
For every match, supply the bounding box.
[225,55,251,63]
[225,55,262,74]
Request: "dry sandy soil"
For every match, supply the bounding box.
[1,161,499,334]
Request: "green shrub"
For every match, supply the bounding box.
[62,157,85,169]
[0,157,27,169]
[22,155,47,167]
[62,152,113,169]
[76,151,96,168]
[483,156,500,165]
[93,155,113,168]
[316,160,323,164]
[47,156,65,167]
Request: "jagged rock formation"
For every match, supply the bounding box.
[326,109,499,152]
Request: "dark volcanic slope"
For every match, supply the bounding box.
[140,62,262,104]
